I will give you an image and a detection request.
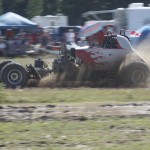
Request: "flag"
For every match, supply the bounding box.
[130,31,141,37]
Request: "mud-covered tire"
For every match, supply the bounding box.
[0,60,12,72]
[119,62,149,85]
[1,63,28,88]
[0,61,13,81]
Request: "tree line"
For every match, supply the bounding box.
[0,0,150,25]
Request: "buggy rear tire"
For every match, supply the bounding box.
[1,63,28,88]
[0,61,13,81]
[0,61,12,71]
[119,62,149,85]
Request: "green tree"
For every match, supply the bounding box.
[26,0,44,18]
[42,0,60,15]
[61,0,103,25]
[2,0,27,17]
[2,0,15,12]
[1,0,150,25]
[0,0,3,14]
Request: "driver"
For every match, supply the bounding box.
[108,37,118,48]
[111,38,118,48]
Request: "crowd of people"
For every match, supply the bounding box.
[0,28,52,57]
[61,26,111,47]
[0,25,112,57]
[0,29,34,57]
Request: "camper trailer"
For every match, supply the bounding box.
[82,3,150,33]
[31,14,68,28]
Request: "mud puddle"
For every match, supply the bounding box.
[1,103,150,122]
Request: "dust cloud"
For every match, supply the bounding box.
[37,65,117,88]
[28,41,150,88]
[135,40,150,87]
[136,39,150,66]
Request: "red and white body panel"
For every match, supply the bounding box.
[75,35,135,70]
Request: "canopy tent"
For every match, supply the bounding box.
[0,12,37,29]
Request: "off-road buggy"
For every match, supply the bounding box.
[0,30,149,88]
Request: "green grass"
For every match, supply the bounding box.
[0,54,56,66]
[0,55,150,105]
[0,116,150,150]
[0,87,150,104]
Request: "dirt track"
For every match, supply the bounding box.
[1,103,150,122]
[2,45,150,122]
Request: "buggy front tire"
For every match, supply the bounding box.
[1,63,28,88]
[0,60,13,82]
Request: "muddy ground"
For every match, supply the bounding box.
[1,103,150,122]
[2,43,150,122]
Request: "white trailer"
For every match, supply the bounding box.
[31,14,68,28]
[82,3,150,33]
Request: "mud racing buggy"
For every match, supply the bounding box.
[0,30,149,88]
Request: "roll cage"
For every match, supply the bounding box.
[101,29,129,49]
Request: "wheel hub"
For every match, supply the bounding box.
[131,70,145,83]
[7,69,23,85]
[10,73,19,81]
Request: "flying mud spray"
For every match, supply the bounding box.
[136,40,150,88]
[28,40,150,88]
[37,64,118,88]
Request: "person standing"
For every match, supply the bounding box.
[40,31,51,48]
[0,36,6,56]
[64,29,76,43]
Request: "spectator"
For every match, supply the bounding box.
[6,29,14,40]
[6,37,16,57]
[0,36,6,56]
[18,32,30,55]
[40,31,51,48]
[64,29,76,43]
